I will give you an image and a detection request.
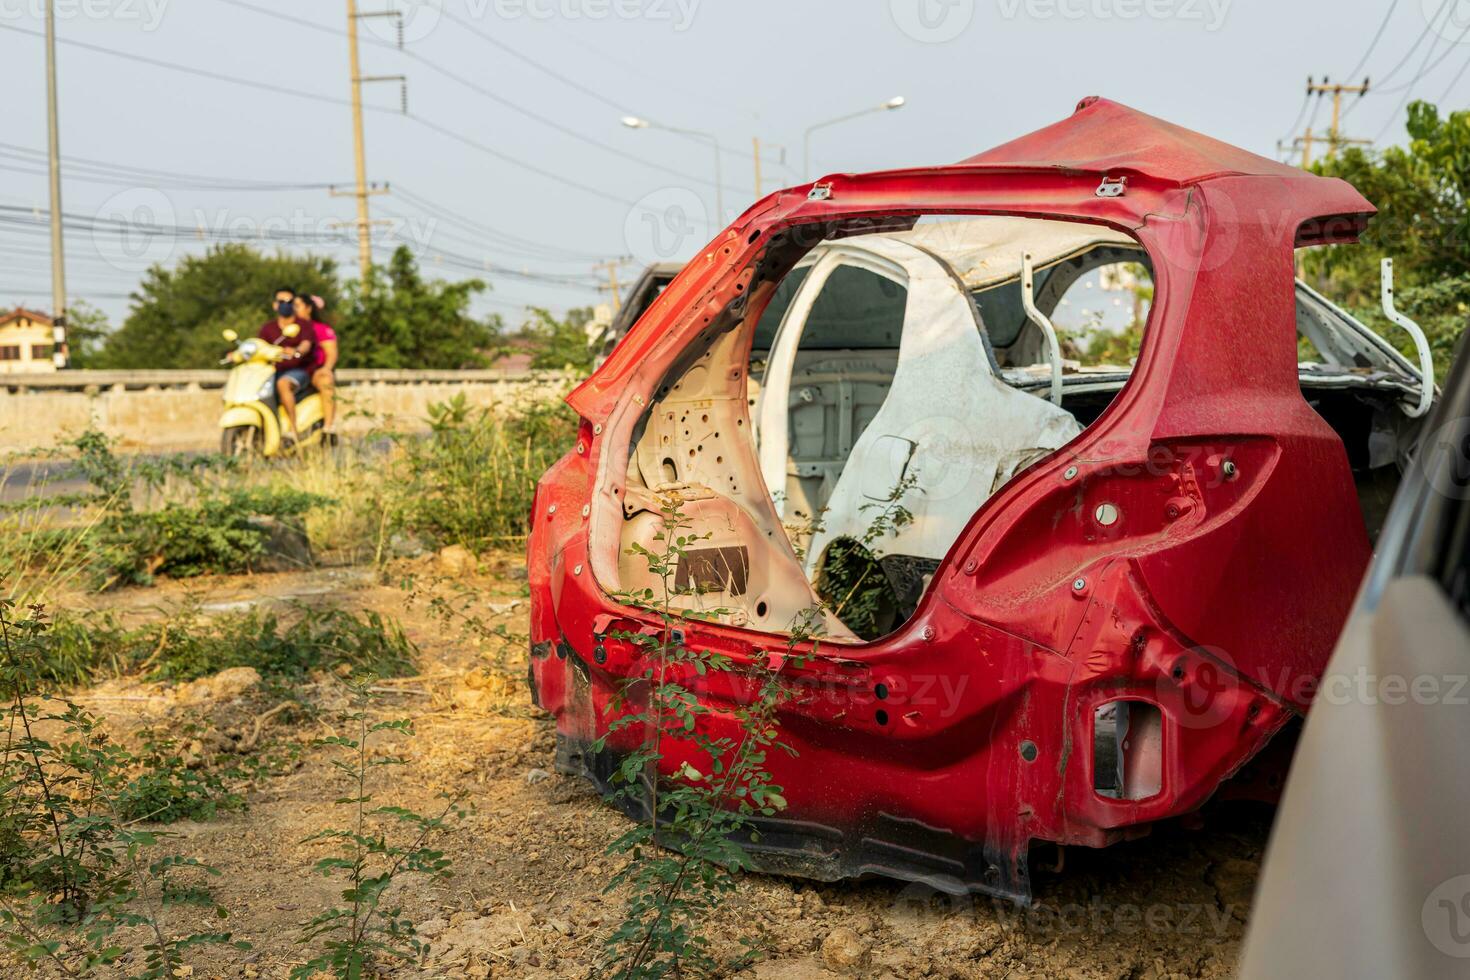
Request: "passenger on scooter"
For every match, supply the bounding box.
[294,294,338,439]
[258,287,317,445]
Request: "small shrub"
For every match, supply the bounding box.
[293,682,465,979]
[0,601,246,975]
[93,486,329,588]
[2,431,334,598]
[814,473,920,640]
[23,601,418,691]
[392,394,578,553]
[112,724,246,825]
[598,490,807,977]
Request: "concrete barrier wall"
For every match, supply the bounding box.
[0,370,575,453]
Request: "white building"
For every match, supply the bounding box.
[0,309,58,374]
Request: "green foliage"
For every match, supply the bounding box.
[516,305,597,371]
[0,602,246,976]
[111,724,246,825]
[95,244,340,370]
[813,537,898,641]
[814,473,919,640]
[391,393,579,552]
[94,486,329,587]
[598,491,806,978]
[292,684,464,979]
[1306,100,1470,378]
[340,246,500,369]
[31,600,416,691]
[1,429,334,594]
[62,301,112,369]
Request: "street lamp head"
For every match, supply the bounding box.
[883,96,907,110]
[621,116,651,129]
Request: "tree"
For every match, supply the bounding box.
[63,300,112,368]
[95,245,340,369]
[516,306,597,371]
[1306,101,1470,377]
[338,246,501,369]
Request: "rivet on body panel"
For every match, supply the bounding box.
[581,505,590,518]
[1071,577,1088,596]
[576,442,586,454]
[593,423,603,435]
[548,504,557,515]
[1094,503,1119,526]
[1063,465,1079,480]
[1222,459,1238,479]
[920,626,936,641]
[573,564,583,576]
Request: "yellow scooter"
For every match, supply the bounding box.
[218,328,326,457]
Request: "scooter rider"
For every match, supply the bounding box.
[294,294,338,439]
[258,287,318,445]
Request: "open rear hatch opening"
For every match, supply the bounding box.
[599,215,1428,643]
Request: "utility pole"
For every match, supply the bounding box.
[1306,76,1373,160]
[595,258,632,311]
[44,0,67,368]
[1278,128,1315,169]
[335,0,404,292]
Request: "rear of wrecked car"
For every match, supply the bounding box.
[527,97,1380,903]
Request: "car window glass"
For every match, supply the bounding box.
[751,265,811,351]
[796,264,907,350]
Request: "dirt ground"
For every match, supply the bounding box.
[44,558,1271,979]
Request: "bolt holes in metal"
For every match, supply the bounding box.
[1094,503,1119,527]
[1020,740,1039,763]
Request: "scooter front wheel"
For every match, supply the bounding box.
[221,425,262,457]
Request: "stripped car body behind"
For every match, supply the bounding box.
[528,97,1423,903]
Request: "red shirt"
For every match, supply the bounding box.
[312,321,338,369]
[259,318,318,371]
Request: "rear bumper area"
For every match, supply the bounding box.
[553,731,1033,903]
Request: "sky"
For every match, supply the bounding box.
[1,0,1462,329]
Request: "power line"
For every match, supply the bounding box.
[2,204,609,291]
[0,158,333,194]
[1374,8,1470,140]
[1371,0,1453,86]
[1373,15,1470,93]
[435,7,634,116]
[1339,0,1453,124]
[437,6,755,167]
[0,21,660,212]
[1345,0,1402,79]
[1438,47,1470,101]
[0,141,335,190]
[374,205,600,274]
[211,0,742,195]
[0,139,610,264]
[1277,90,1312,147]
[391,187,609,263]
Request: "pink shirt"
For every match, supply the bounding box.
[312,322,337,368]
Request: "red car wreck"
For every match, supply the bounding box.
[527,97,1433,903]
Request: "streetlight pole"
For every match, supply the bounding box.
[621,116,724,227]
[802,96,906,181]
[44,0,67,368]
